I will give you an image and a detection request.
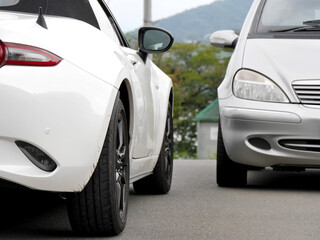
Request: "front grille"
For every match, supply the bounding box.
[279,139,320,152]
[293,80,320,105]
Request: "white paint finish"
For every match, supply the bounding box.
[0,61,117,191]
[217,0,261,99]
[0,2,173,191]
[121,48,172,179]
[243,39,320,102]
[210,30,238,48]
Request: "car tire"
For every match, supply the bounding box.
[66,97,129,236]
[133,104,173,194]
[216,121,247,187]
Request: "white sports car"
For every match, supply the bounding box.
[0,0,174,236]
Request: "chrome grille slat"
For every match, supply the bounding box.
[279,139,320,152]
[283,143,320,149]
[299,95,320,100]
[299,100,320,104]
[295,91,320,95]
[292,81,320,105]
[293,86,320,89]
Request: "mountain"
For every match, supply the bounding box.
[154,0,253,43]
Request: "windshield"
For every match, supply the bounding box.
[0,0,99,29]
[257,0,320,33]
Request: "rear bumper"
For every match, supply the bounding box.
[220,95,320,168]
[0,60,118,192]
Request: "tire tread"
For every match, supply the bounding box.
[216,121,247,187]
[66,99,128,236]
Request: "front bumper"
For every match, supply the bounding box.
[220,96,320,168]
[0,60,118,192]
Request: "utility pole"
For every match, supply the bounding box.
[143,0,152,59]
[143,0,152,27]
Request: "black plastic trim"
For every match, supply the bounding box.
[97,0,130,48]
[16,141,57,172]
[248,32,320,39]
[248,138,271,150]
[138,27,174,55]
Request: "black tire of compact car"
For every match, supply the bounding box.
[66,97,129,236]
[216,121,247,187]
[133,104,173,194]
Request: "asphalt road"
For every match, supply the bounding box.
[1,160,320,239]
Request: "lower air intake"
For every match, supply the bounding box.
[16,141,57,172]
[279,139,320,152]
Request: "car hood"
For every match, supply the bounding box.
[243,38,320,102]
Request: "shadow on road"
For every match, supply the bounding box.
[0,187,73,239]
[2,161,320,239]
[247,169,320,191]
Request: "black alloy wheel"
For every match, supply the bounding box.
[66,97,129,236]
[133,103,173,194]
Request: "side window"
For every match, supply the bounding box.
[90,0,120,45]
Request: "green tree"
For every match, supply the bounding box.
[153,42,231,158]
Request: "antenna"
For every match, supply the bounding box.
[36,7,48,29]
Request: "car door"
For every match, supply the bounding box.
[121,47,157,158]
[91,0,157,158]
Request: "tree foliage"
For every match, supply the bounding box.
[153,42,231,158]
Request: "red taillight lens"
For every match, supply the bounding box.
[0,41,61,67]
[0,42,5,65]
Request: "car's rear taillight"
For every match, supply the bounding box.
[0,42,5,65]
[0,41,61,67]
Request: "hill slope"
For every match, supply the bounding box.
[155,0,253,42]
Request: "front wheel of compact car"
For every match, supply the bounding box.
[66,97,129,236]
[216,121,247,187]
[133,104,173,194]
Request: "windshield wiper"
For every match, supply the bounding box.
[270,25,320,33]
[270,26,307,32]
[269,19,320,33]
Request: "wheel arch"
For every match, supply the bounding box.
[119,79,134,141]
[169,87,174,113]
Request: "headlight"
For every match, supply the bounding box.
[233,69,289,103]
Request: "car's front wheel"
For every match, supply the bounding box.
[216,121,247,187]
[66,97,129,236]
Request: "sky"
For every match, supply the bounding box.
[107,0,217,32]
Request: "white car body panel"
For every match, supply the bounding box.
[0,60,118,191]
[118,47,172,179]
[0,12,127,87]
[243,39,320,102]
[0,1,173,191]
[218,0,260,99]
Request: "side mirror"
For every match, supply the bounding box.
[210,30,238,49]
[138,27,174,62]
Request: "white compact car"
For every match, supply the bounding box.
[211,0,320,187]
[0,0,174,236]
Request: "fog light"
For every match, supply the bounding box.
[16,141,57,172]
[248,138,271,150]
